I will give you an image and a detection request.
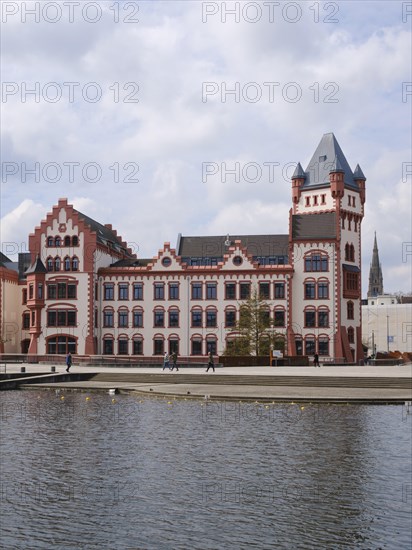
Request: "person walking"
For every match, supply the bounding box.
[313,353,320,368]
[162,352,170,371]
[65,352,72,373]
[206,351,215,373]
[170,352,179,371]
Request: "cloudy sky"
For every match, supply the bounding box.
[1,0,411,295]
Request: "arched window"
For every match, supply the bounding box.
[350,244,355,261]
[318,335,329,356]
[274,307,285,327]
[72,257,79,271]
[304,307,316,328]
[118,335,129,355]
[64,236,71,247]
[72,236,78,246]
[132,335,144,355]
[168,334,180,355]
[55,236,61,247]
[118,308,129,328]
[347,301,354,320]
[191,334,203,356]
[317,279,329,299]
[153,334,164,355]
[318,307,329,328]
[206,335,217,355]
[154,307,165,328]
[304,252,328,272]
[348,327,355,344]
[304,335,316,356]
[103,308,114,327]
[54,257,61,271]
[224,307,236,328]
[47,335,77,355]
[47,236,53,247]
[205,307,217,328]
[46,257,53,271]
[191,307,203,328]
[133,308,143,328]
[168,307,179,328]
[64,256,71,271]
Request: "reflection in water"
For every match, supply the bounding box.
[1,392,411,549]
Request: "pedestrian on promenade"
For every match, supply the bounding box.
[206,351,215,373]
[313,353,320,368]
[162,352,170,371]
[65,352,72,373]
[170,352,179,371]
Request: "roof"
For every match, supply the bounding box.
[0,252,12,264]
[25,255,47,275]
[75,210,133,256]
[292,213,336,240]
[178,235,289,259]
[343,264,361,273]
[110,258,152,268]
[302,133,359,190]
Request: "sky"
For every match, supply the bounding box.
[1,0,411,296]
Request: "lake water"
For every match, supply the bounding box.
[1,391,411,549]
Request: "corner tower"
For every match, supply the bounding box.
[289,133,366,363]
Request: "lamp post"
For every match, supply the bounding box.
[386,315,389,353]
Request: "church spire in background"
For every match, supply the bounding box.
[367,232,384,297]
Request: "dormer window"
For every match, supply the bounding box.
[319,155,327,162]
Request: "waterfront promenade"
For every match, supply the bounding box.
[1,363,411,403]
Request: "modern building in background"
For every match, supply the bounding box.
[362,235,412,354]
[0,133,367,362]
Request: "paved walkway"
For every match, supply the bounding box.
[6,362,411,403]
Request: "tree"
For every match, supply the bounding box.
[224,287,284,356]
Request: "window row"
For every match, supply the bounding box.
[102,281,286,301]
[47,310,77,327]
[47,236,79,247]
[304,280,329,299]
[304,253,329,272]
[46,256,79,272]
[305,194,327,207]
[101,307,287,329]
[341,215,358,232]
[304,308,330,328]
[294,335,330,356]
[47,282,77,300]
[102,335,218,356]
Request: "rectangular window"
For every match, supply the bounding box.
[206,283,217,300]
[119,284,129,300]
[169,310,179,328]
[154,283,165,300]
[104,310,114,327]
[225,283,236,300]
[154,339,164,355]
[104,284,114,300]
[104,339,114,355]
[29,284,34,300]
[38,284,43,299]
[321,194,326,205]
[67,311,76,326]
[305,255,328,272]
[191,310,202,327]
[57,311,67,326]
[133,283,143,300]
[318,338,329,356]
[318,283,329,299]
[206,310,217,328]
[305,338,316,355]
[192,283,203,300]
[47,311,57,327]
[274,310,285,327]
[305,311,316,327]
[118,311,128,327]
[206,340,217,355]
[305,283,316,299]
[23,313,30,329]
[154,311,164,327]
[225,310,236,328]
[191,339,202,355]
[57,283,66,299]
[240,283,250,300]
[274,283,285,299]
[133,339,143,355]
[169,283,179,300]
[318,311,329,327]
[305,196,310,207]
[118,339,128,355]
[259,282,270,299]
[169,339,179,355]
[48,285,57,300]
[67,284,76,299]
[133,311,143,328]
[313,195,318,205]
[22,288,27,304]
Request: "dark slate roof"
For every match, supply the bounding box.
[302,133,359,190]
[0,252,12,264]
[18,253,31,279]
[178,235,289,259]
[110,258,152,268]
[353,164,366,180]
[75,210,133,256]
[25,255,47,274]
[292,213,336,240]
[342,264,361,273]
[292,162,306,179]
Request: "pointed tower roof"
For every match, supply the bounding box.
[367,232,384,297]
[292,162,306,179]
[25,255,47,275]
[353,164,366,180]
[302,133,358,190]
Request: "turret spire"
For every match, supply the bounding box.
[367,232,384,297]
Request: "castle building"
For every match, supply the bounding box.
[0,133,366,362]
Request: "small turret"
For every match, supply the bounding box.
[353,164,366,204]
[291,162,306,204]
[329,155,345,198]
